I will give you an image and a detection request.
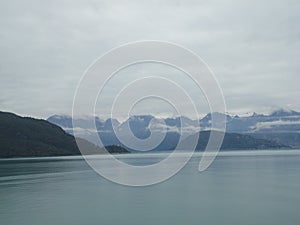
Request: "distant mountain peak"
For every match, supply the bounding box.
[103,118,120,129]
[270,109,300,117]
[251,112,264,117]
[201,112,232,121]
[48,114,71,120]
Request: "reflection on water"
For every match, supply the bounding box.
[0,150,300,225]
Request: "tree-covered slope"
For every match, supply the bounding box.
[0,111,129,158]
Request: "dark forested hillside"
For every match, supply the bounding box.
[0,111,129,158]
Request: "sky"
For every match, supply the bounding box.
[0,0,299,119]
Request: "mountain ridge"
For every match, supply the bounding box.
[48,109,300,148]
[0,111,129,158]
[0,111,291,158]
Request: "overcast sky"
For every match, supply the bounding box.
[0,0,299,119]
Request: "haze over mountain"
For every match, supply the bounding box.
[47,109,297,150]
[0,109,291,158]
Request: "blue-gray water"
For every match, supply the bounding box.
[1,150,300,225]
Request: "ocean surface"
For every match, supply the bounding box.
[0,150,300,225]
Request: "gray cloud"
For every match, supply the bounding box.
[0,0,299,118]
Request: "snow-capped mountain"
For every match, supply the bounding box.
[47,109,300,148]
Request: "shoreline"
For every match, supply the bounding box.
[1,149,300,161]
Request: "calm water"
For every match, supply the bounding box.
[1,150,300,225]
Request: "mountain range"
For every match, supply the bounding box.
[0,110,291,158]
[47,108,299,150]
